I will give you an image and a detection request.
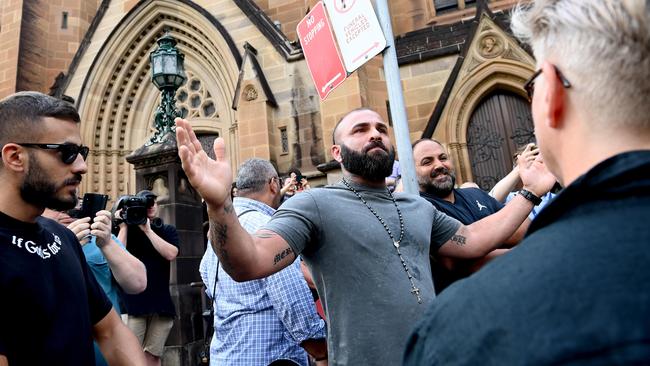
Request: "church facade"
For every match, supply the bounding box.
[0,0,534,362]
[1,0,534,196]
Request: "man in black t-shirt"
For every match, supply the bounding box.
[0,92,145,365]
[412,138,531,293]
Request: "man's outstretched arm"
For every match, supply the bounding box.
[439,157,556,258]
[175,118,295,280]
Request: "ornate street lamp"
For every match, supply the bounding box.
[148,33,186,145]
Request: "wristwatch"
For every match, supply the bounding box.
[518,189,542,206]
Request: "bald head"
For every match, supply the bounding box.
[332,108,381,145]
[331,108,395,183]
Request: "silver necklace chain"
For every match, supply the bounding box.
[341,178,422,304]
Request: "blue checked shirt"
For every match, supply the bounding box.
[199,197,326,366]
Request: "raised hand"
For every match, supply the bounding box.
[516,143,538,169]
[519,154,557,197]
[280,175,297,197]
[175,117,233,209]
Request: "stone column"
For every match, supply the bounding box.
[126,132,206,366]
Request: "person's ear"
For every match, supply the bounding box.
[540,61,567,129]
[269,177,280,195]
[1,144,27,172]
[331,144,342,163]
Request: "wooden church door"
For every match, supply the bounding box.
[466,91,535,191]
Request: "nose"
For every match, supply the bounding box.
[432,158,446,172]
[369,126,382,141]
[71,153,88,174]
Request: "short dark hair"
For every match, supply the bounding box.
[0,91,81,147]
[332,107,376,145]
[411,138,444,151]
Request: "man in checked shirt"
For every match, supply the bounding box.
[199,158,327,366]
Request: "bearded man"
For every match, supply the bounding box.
[0,92,145,366]
[412,138,531,293]
[174,108,555,366]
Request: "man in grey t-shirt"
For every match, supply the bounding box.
[175,108,555,365]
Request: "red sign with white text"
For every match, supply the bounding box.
[297,2,347,100]
[324,0,387,73]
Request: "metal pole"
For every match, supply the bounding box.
[374,0,418,194]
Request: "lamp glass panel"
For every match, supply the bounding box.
[162,55,177,74]
[154,75,165,87]
[152,56,163,74]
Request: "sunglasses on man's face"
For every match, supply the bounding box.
[16,143,90,164]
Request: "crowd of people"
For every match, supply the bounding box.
[0,0,648,365]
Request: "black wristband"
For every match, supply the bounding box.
[519,189,542,206]
[315,356,328,361]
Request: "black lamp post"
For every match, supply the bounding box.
[148,33,186,145]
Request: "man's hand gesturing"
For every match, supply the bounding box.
[175,117,233,211]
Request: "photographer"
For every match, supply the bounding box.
[115,190,179,366]
[43,205,147,366]
[280,171,311,203]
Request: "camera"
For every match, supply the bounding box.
[115,196,149,226]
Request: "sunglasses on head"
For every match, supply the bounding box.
[16,143,90,164]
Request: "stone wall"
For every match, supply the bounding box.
[0,0,24,97]
[10,0,98,94]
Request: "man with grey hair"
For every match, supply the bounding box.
[199,158,327,366]
[404,1,650,364]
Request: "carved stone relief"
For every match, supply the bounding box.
[243,85,258,101]
[477,34,505,59]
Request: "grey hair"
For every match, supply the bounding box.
[511,0,650,130]
[235,158,278,194]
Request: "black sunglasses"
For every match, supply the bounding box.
[17,143,90,164]
[523,65,572,100]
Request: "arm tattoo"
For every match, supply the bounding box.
[273,247,294,266]
[224,202,234,214]
[209,221,233,272]
[450,234,467,247]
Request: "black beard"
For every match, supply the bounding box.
[20,155,80,211]
[422,169,456,198]
[340,141,395,182]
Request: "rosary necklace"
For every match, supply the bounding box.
[341,178,422,304]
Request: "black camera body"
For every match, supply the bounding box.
[116,196,149,226]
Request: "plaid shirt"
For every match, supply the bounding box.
[199,197,326,366]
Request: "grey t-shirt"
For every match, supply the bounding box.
[264,181,460,366]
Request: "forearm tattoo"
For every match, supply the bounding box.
[224,201,234,214]
[450,234,467,246]
[209,221,233,272]
[273,247,293,266]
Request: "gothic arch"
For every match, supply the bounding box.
[429,12,535,184]
[436,59,534,183]
[76,0,240,200]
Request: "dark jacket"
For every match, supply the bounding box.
[404,150,650,365]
